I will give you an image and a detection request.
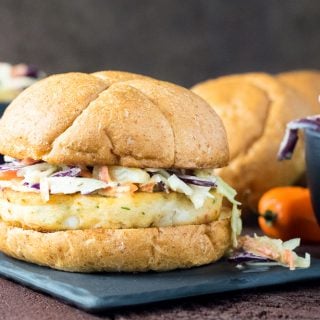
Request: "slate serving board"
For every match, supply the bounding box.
[0,253,319,313]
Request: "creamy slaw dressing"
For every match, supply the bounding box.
[0,158,242,244]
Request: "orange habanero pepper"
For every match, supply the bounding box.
[258,187,320,243]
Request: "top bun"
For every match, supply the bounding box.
[0,71,228,169]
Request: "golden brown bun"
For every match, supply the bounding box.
[92,70,154,84]
[277,70,320,114]
[192,73,313,210]
[0,71,228,169]
[0,218,231,272]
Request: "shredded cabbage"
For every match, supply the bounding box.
[167,174,193,196]
[189,185,214,209]
[3,155,16,163]
[295,253,311,269]
[40,177,49,201]
[51,166,81,177]
[282,238,301,250]
[147,168,171,179]
[108,166,150,184]
[0,161,26,171]
[17,163,58,184]
[0,159,242,223]
[194,169,215,178]
[215,176,240,205]
[215,176,242,246]
[148,173,168,184]
[238,234,310,270]
[48,177,109,195]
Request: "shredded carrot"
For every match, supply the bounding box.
[240,236,280,260]
[98,187,117,197]
[116,183,138,194]
[0,170,18,180]
[99,183,138,196]
[80,169,92,178]
[283,249,295,270]
[128,183,138,194]
[98,166,111,182]
[139,182,156,193]
[21,158,38,165]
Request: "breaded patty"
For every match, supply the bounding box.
[0,189,223,231]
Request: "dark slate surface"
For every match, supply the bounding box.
[0,252,319,313]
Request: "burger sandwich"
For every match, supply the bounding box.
[0,71,242,272]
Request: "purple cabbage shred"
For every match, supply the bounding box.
[0,161,26,171]
[146,169,216,188]
[23,182,40,190]
[228,250,273,263]
[25,65,40,78]
[51,167,81,177]
[177,175,216,187]
[278,116,320,161]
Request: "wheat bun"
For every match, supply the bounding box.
[0,71,229,169]
[277,70,320,114]
[192,72,314,211]
[0,218,231,272]
[0,70,233,272]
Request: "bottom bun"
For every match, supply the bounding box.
[0,218,231,272]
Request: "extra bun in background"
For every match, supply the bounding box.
[192,72,314,212]
[0,71,239,272]
[277,70,320,114]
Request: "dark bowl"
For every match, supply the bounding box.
[0,102,9,117]
[0,103,9,163]
[305,129,320,224]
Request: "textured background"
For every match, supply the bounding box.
[0,0,319,87]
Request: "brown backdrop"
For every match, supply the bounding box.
[0,0,319,86]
